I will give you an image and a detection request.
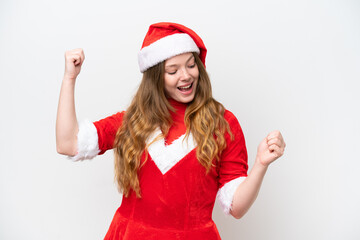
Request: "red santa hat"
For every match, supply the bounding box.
[138,22,207,73]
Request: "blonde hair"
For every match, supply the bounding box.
[113,53,232,197]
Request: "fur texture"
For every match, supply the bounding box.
[217,176,247,214]
[68,119,100,161]
[147,128,196,174]
[138,33,200,72]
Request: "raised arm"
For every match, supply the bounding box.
[230,130,286,219]
[56,48,85,156]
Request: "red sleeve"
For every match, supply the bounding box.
[218,110,248,188]
[93,111,125,155]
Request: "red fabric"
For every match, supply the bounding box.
[93,112,125,155]
[165,98,187,145]
[218,110,248,188]
[141,22,207,68]
[93,101,247,239]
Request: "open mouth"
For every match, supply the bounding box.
[177,83,193,92]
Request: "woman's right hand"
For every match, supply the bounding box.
[64,48,85,81]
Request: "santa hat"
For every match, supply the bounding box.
[138,22,207,73]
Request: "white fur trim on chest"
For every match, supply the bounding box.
[146,129,197,174]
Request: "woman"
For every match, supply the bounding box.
[56,22,286,240]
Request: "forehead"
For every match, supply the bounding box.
[164,52,194,67]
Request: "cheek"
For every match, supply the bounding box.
[193,70,199,85]
[164,76,176,94]
[164,85,172,96]
[192,66,200,79]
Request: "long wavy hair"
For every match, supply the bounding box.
[113,53,232,197]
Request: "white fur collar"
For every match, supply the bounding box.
[146,129,197,174]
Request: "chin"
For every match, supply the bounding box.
[175,94,195,103]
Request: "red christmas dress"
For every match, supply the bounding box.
[71,100,248,240]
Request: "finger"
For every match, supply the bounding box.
[267,130,281,138]
[268,144,279,152]
[65,49,84,61]
[70,48,83,54]
[267,131,283,142]
[267,138,282,146]
[71,55,81,66]
[80,50,85,64]
[76,55,83,66]
[268,138,286,149]
[75,49,85,64]
[65,52,78,61]
[268,144,284,157]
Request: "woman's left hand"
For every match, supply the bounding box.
[256,130,286,167]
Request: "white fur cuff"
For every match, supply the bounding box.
[68,119,100,161]
[217,176,247,215]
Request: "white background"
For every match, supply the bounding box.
[1,0,359,239]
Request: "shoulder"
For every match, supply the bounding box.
[94,111,125,123]
[223,109,245,136]
[93,111,126,132]
[224,109,237,121]
[224,109,240,126]
[109,111,126,118]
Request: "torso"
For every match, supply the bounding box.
[104,99,222,240]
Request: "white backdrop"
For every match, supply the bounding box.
[1,0,359,239]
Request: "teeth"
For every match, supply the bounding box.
[178,84,192,90]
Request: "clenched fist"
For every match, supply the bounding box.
[64,48,85,81]
[256,130,286,167]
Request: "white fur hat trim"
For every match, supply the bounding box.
[138,33,200,73]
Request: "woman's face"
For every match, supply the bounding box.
[163,52,199,103]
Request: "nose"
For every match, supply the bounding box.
[179,68,191,81]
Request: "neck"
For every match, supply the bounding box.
[167,98,188,108]
[165,98,188,145]
[167,98,187,122]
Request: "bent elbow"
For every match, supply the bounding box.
[232,213,243,220]
[230,209,247,220]
[56,142,77,156]
[231,212,242,219]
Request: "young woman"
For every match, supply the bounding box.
[56,22,286,240]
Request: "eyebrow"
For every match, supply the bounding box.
[165,55,195,69]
